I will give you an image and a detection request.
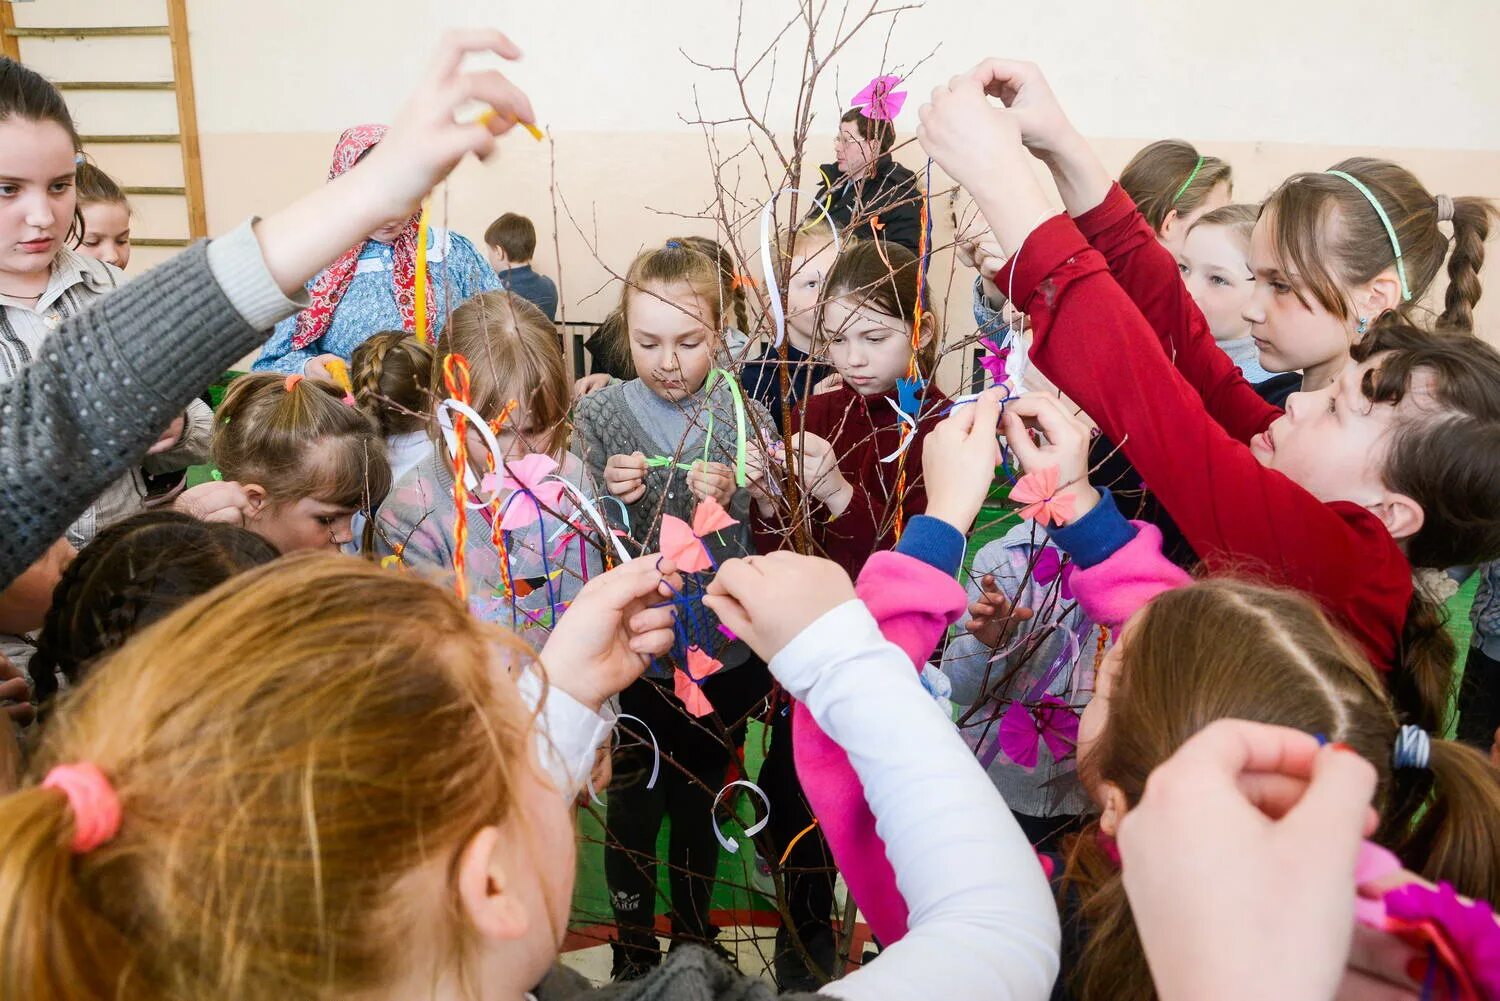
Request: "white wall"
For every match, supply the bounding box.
[185,0,1500,149]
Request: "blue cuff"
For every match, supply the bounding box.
[894,514,966,578]
[1045,487,1137,569]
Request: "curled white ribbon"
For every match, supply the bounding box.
[711,779,771,853]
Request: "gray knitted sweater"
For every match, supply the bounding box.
[0,221,304,586]
[572,377,773,677]
[536,946,820,1001]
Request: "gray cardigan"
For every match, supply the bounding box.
[0,222,303,587]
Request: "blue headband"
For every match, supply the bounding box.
[1325,170,1413,302]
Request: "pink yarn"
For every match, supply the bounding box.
[42,763,122,853]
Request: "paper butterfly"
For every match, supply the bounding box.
[1031,547,1074,600]
[896,375,926,418]
[978,336,1010,384]
[1010,467,1077,528]
[658,497,738,573]
[997,696,1079,770]
[486,454,570,530]
[674,645,723,718]
[851,74,907,122]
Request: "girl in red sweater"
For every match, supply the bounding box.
[768,240,950,576]
[916,59,1500,734]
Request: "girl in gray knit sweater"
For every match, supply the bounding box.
[572,241,779,978]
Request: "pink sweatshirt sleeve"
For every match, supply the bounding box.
[792,548,967,946]
[1067,521,1192,629]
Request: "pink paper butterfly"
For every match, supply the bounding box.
[1010,467,1077,528]
[851,74,907,122]
[658,497,739,573]
[1031,547,1074,600]
[487,453,570,530]
[996,696,1079,770]
[978,336,1010,384]
[674,645,723,718]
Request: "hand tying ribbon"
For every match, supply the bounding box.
[643,367,752,486]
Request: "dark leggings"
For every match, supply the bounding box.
[760,697,837,956]
[605,664,771,961]
[1458,646,1500,752]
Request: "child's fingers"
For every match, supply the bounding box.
[428,28,525,85]
[966,386,1006,440]
[1000,408,1045,469]
[1282,745,1379,856]
[700,592,751,640]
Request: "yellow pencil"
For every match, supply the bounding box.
[477,107,544,141]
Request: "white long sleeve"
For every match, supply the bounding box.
[768,600,1060,1001]
[517,668,615,797]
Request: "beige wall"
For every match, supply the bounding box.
[15,0,1500,358]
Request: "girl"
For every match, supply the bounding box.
[73,160,131,270]
[809,107,922,251]
[740,221,837,430]
[918,59,1500,733]
[0,59,210,549]
[775,239,947,576]
[1118,138,1232,255]
[350,330,436,483]
[375,292,602,645]
[0,549,1057,1001]
[1,28,539,588]
[1174,203,1277,385]
[1250,157,1495,396]
[572,239,778,979]
[251,123,500,379]
[207,373,393,554]
[28,511,277,707]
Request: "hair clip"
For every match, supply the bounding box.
[665,239,683,250]
[73,151,86,167]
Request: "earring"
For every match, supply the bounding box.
[1356,316,1369,335]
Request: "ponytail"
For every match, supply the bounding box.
[1389,589,1456,735]
[1392,738,1500,903]
[1062,827,1154,1001]
[349,330,434,438]
[1437,196,1498,333]
[0,786,129,1000]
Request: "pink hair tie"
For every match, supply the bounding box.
[42,763,122,853]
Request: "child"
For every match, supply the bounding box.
[1118,138,1232,255]
[0,60,211,549]
[252,124,500,379]
[349,330,436,483]
[1248,157,1494,400]
[918,60,1500,733]
[28,510,277,706]
[1174,203,1277,385]
[205,373,393,554]
[484,211,559,320]
[773,239,947,576]
[375,292,602,644]
[571,239,777,979]
[740,220,837,430]
[939,518,1099,850]
[0,547,1057,1001]
[73,160,131,271]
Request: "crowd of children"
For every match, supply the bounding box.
[0,28,1498,1001]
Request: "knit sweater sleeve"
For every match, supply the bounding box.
[0,226,302,587]
[996,213,1411,669]
[1072,183,1279,444]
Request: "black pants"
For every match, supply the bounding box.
[604,663,771,964]
[760,697,837,974]
[1458,646,1500,752]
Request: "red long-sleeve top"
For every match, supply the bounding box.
[998,185,1412,670]
[757,383,950,576]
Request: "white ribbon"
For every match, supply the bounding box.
[435,397,505,510]
[545,474,634,565]
[758,184,843,347]
[711,779,771,853]
[878,399,919,463]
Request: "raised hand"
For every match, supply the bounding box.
[965,573,1034,649]
[703,552,856,663]
[1000,393,1100,525]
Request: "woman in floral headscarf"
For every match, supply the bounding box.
[253,124,499,378]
